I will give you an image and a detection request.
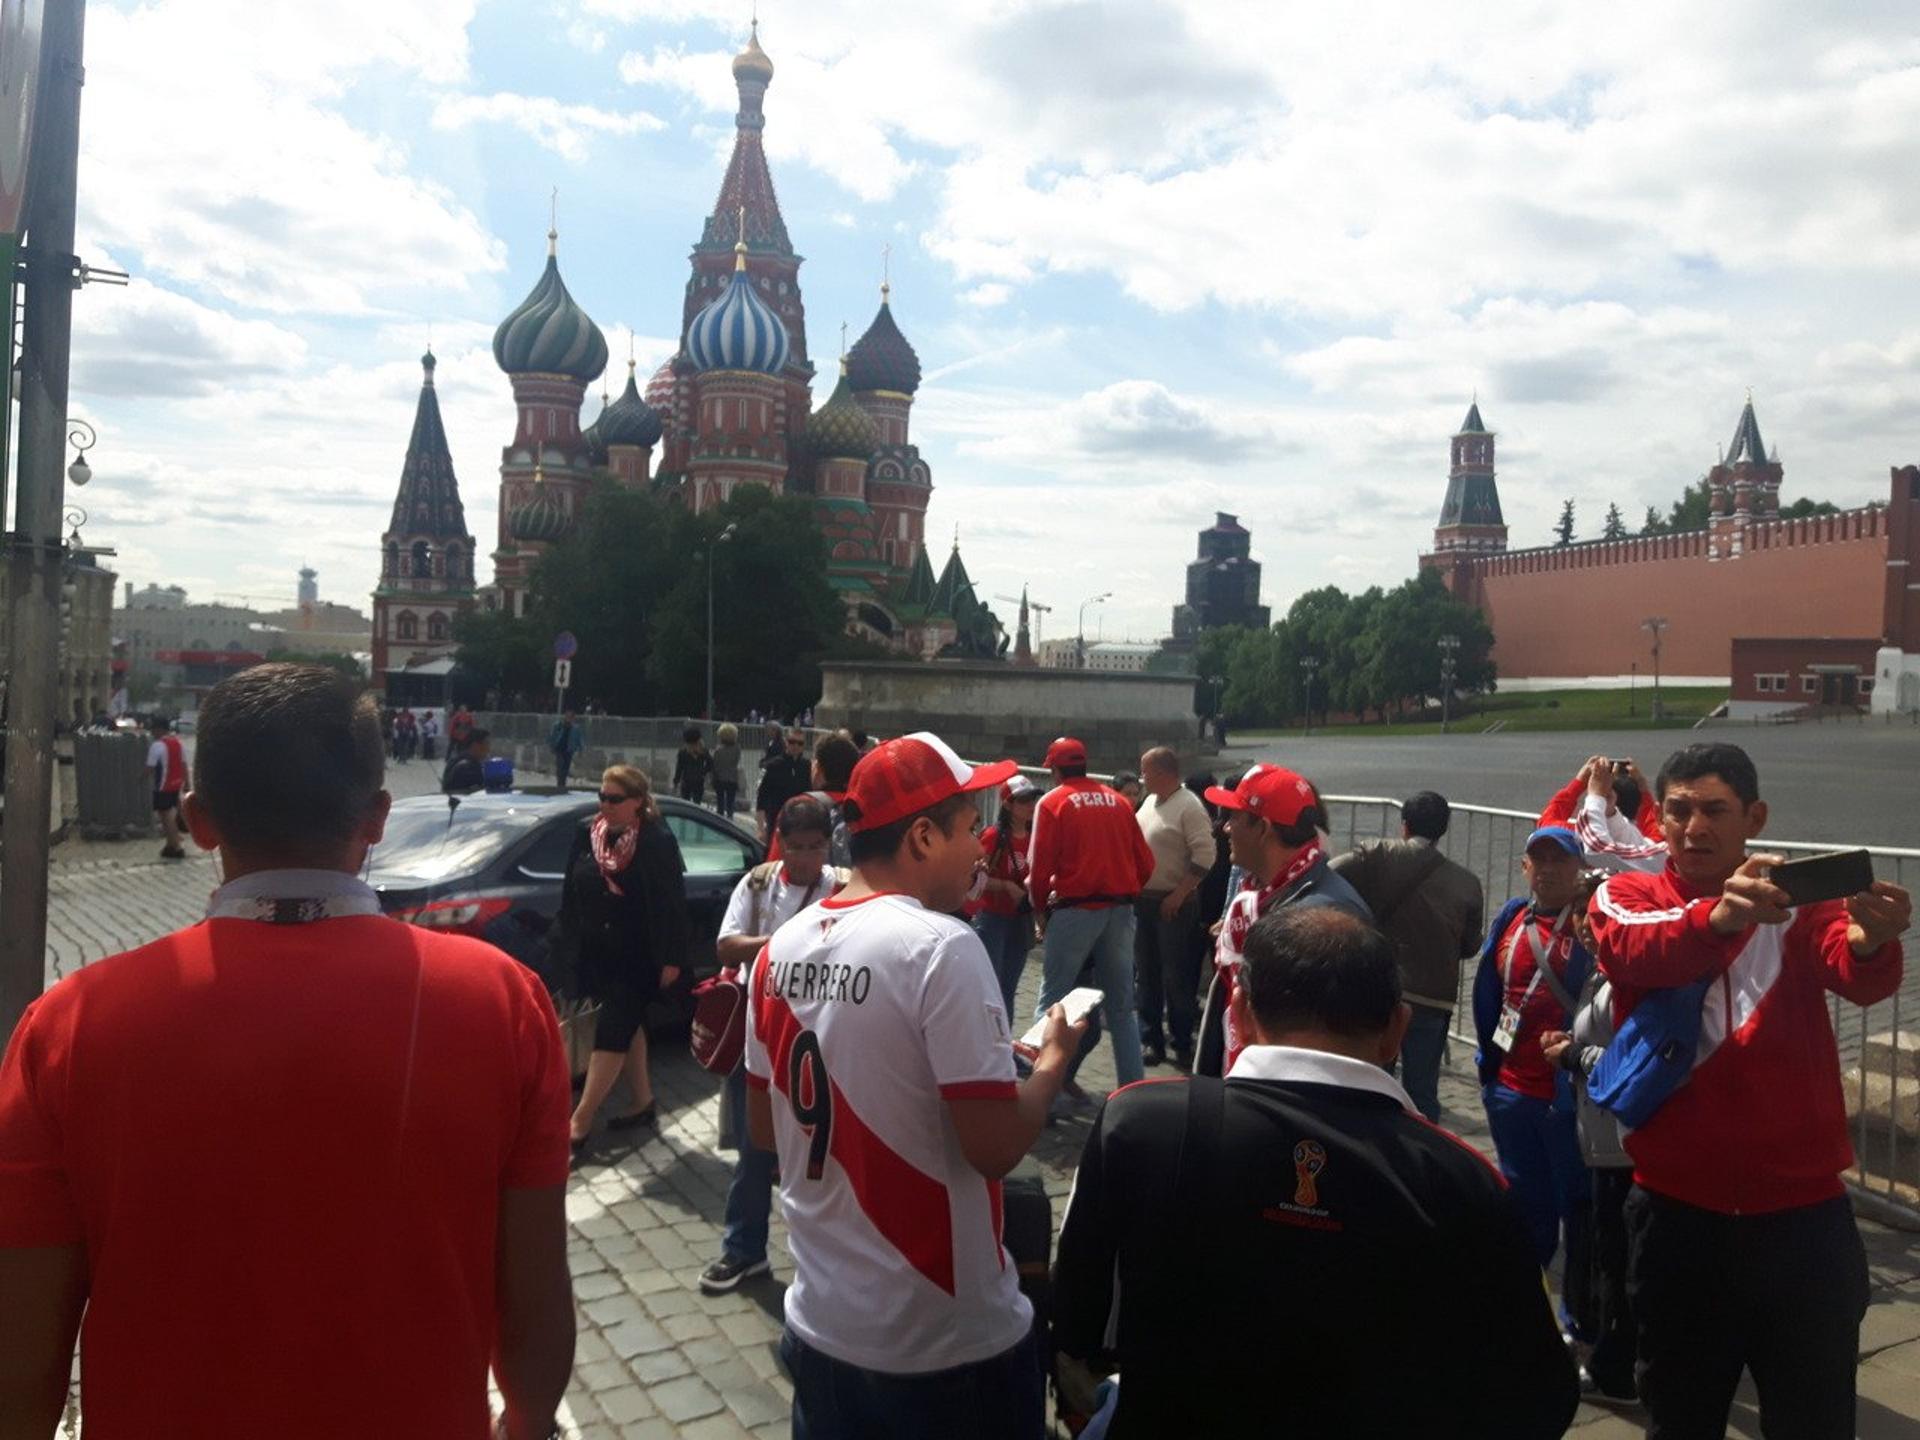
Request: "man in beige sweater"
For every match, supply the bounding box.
[1132,746,1218,1069]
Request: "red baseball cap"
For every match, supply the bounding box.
[843,732,1019,833]
[1203,765,1320,825]
[1043,736,1087,769]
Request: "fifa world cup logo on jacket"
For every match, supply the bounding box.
[1292,1139,1327,1208]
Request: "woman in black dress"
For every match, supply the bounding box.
[560,764,689,1148]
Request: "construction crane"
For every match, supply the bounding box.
[993,592,1053,646]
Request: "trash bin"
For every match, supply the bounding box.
[74,730,155,840]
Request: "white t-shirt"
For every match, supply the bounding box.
[744,891,1030,1374]
[718,864,838,955]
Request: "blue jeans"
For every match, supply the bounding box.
[1395,1004,1452,1123]
[1484,1082,1592,1331]
[1132,894,1200,1059]
[781,1324,1045,1440]
[721,1063,777,1265]
[972,910,1033,1019]
[1038,905,1143,1088]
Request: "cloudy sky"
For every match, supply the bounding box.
[59,0,1920,641]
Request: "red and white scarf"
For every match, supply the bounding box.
[1218,838,1328,1072]
[590,815,639,896]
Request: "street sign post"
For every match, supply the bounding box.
[553,657,572,692]
[553,630,578,661]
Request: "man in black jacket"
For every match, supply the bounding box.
[754,729,810,839]
[1053,906,1578,1439]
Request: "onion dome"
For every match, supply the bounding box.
[806,359,878,460]
[686,239,790,376]
[492,230,609,382]
[600,360,664,448]
[846,285,921,395]
[645,358,677,413]
[508,467,570,545]
[732,19,774,82]
[581,389,610,463]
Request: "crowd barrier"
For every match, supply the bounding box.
[477,714,835,796]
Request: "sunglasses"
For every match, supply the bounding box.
[597,791,637,805]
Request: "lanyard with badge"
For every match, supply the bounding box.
[1490,907,1570,1053]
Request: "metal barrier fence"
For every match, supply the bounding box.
[477,714,836,797]
[1318,793,1920,1226]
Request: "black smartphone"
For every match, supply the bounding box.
[1771,850,1874,907]
[1611,758,1632,774]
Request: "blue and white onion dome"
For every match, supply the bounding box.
[492,229,609,383]
[686,240,790,376]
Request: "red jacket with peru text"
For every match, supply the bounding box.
[1590,863,1902,1215]
[1027,778,1155,912]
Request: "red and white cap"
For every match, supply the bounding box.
[1042,736,1087,769]
[1203,764,1319,825]
[843,732,1019,833]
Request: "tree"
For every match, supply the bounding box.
[451,608,548,705]
[1553,499,1575,547]
[1779,496,1840,519]
[1638,505,1665,537]
[1601,503,1628,540]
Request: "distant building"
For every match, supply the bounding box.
[114,587,267,713]
[0,553,118,725]
[1083,641,1158,673]
[1171,512,1270,642]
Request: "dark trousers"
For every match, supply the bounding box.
[1570,1166,1636,1393]
[781,1325,1045,1440]
[1625,1186,1869,1440]
[1132,893,1200,1059]
[715,780,739,817]
[554,751,574,787]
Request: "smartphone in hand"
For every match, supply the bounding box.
[1016,986,1105,1053]
[1770,850,1874,907]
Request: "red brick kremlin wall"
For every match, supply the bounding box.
[1435,474,1917,680]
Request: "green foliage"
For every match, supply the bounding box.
[1638,481,1838,538]
[1602,503,1628,540]
[1779,496,1841,519]
[1639,505,1664,537]
[1553,499,1576,547]
[454,484,848,716]
[1203,570,1495,727]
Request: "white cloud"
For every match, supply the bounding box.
[961,283,1010,308]
[72,275,308,398]
[431,92,664,163]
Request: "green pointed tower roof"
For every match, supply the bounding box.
[932,542,977,620]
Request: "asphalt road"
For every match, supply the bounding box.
[1224,717,1920,850]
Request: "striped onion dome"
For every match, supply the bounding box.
[686,242,790,376]
[645,358,678,412]
[846,285,921,396]
[600,361,664,448]
[492,232,609,382]
[805,360,878,460]
[508,469,570,545]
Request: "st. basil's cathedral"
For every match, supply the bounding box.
[371,23,1005,691]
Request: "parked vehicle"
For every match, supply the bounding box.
[366,789,763,1005]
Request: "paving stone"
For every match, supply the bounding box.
[573,1270,627,1302]
[574,1329,613,1364]
[717,1310,779,1346]
[629,1347,695,1385]
[625,1264,684,1296]
[1860,1293,1920,1357]
[750,1423,792,1440]
[581,1292,647,1329]
[596,1383,659,1425]
[682,1336,737,1366]
[678,1412,757,1440]
[650,1375,725,1424]
[574,1359,633,1394]
[663,1310,719,1343]
[603,1316,673,1359]
[641,1287,703,1320]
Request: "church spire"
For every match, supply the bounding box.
[700,17,790,256]
[387,351,469,540]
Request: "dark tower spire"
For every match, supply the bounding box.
[1431,399,1508,557]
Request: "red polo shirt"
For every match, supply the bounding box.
[0,913,571,1438]
[1027,777,1155,911]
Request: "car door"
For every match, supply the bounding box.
[493,808,592,991]
[661,806,762,977]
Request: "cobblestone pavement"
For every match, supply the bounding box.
[21,759,1920,1436]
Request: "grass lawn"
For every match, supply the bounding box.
[1241,685,1729,739]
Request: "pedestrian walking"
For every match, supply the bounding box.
[0,663,575,1439]
[1587,743,1910,1437]
[447,702,475,761]
[743,732,1088,1439]
[754,728,810,839]
[1028,736,1157,1091]
[764,732,858,867]
[674,724,712,805]
[972,774,1042,1016]
[442,728,490,795]
[1195,765,1370,1078]
[146,715,188,860]
[554,765,690,1153]
[711,722,742,817]
[419,708,439,762]
[1330,790,1485,1122]
[699,796,846,1296]
[548,710,585,788]
[1470,825,1592,1322]
[1132,747,1216,1071]
[1053,907,1579,1439]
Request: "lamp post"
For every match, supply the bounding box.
[1300,654,1320,736]
[1629,661,1638,717]
[1642,616,1669,721]
[1437,633,1460,733]
[1076,591,1112,670]
[705,522,737,719]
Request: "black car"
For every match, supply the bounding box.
[366,789,764,1000]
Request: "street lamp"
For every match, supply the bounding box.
[66,418,96,487]
[705,522,738,719]
[1437,633,1460,733]
[1642,616,1669,721]
[1076,591,1112,670]
[1299,654,1321,736]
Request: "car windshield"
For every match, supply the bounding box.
[366,802,554,886]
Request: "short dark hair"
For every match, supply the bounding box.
[148,715,171,735]
[846,792,974,865]
[468,727,491,746]
[1402,791,1450,841]
[814,735,860,791]
[193,663,383,861]
[1273,803,1325,849]
[1111,770,1141,792]
[851,728,870,748]
[1056,763,1088,780]
[1241,907,1401,1038]
[1657,743,1760,808]
[777,794,835,841]
[1614,776,1643,822]
[683,725,703,743]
